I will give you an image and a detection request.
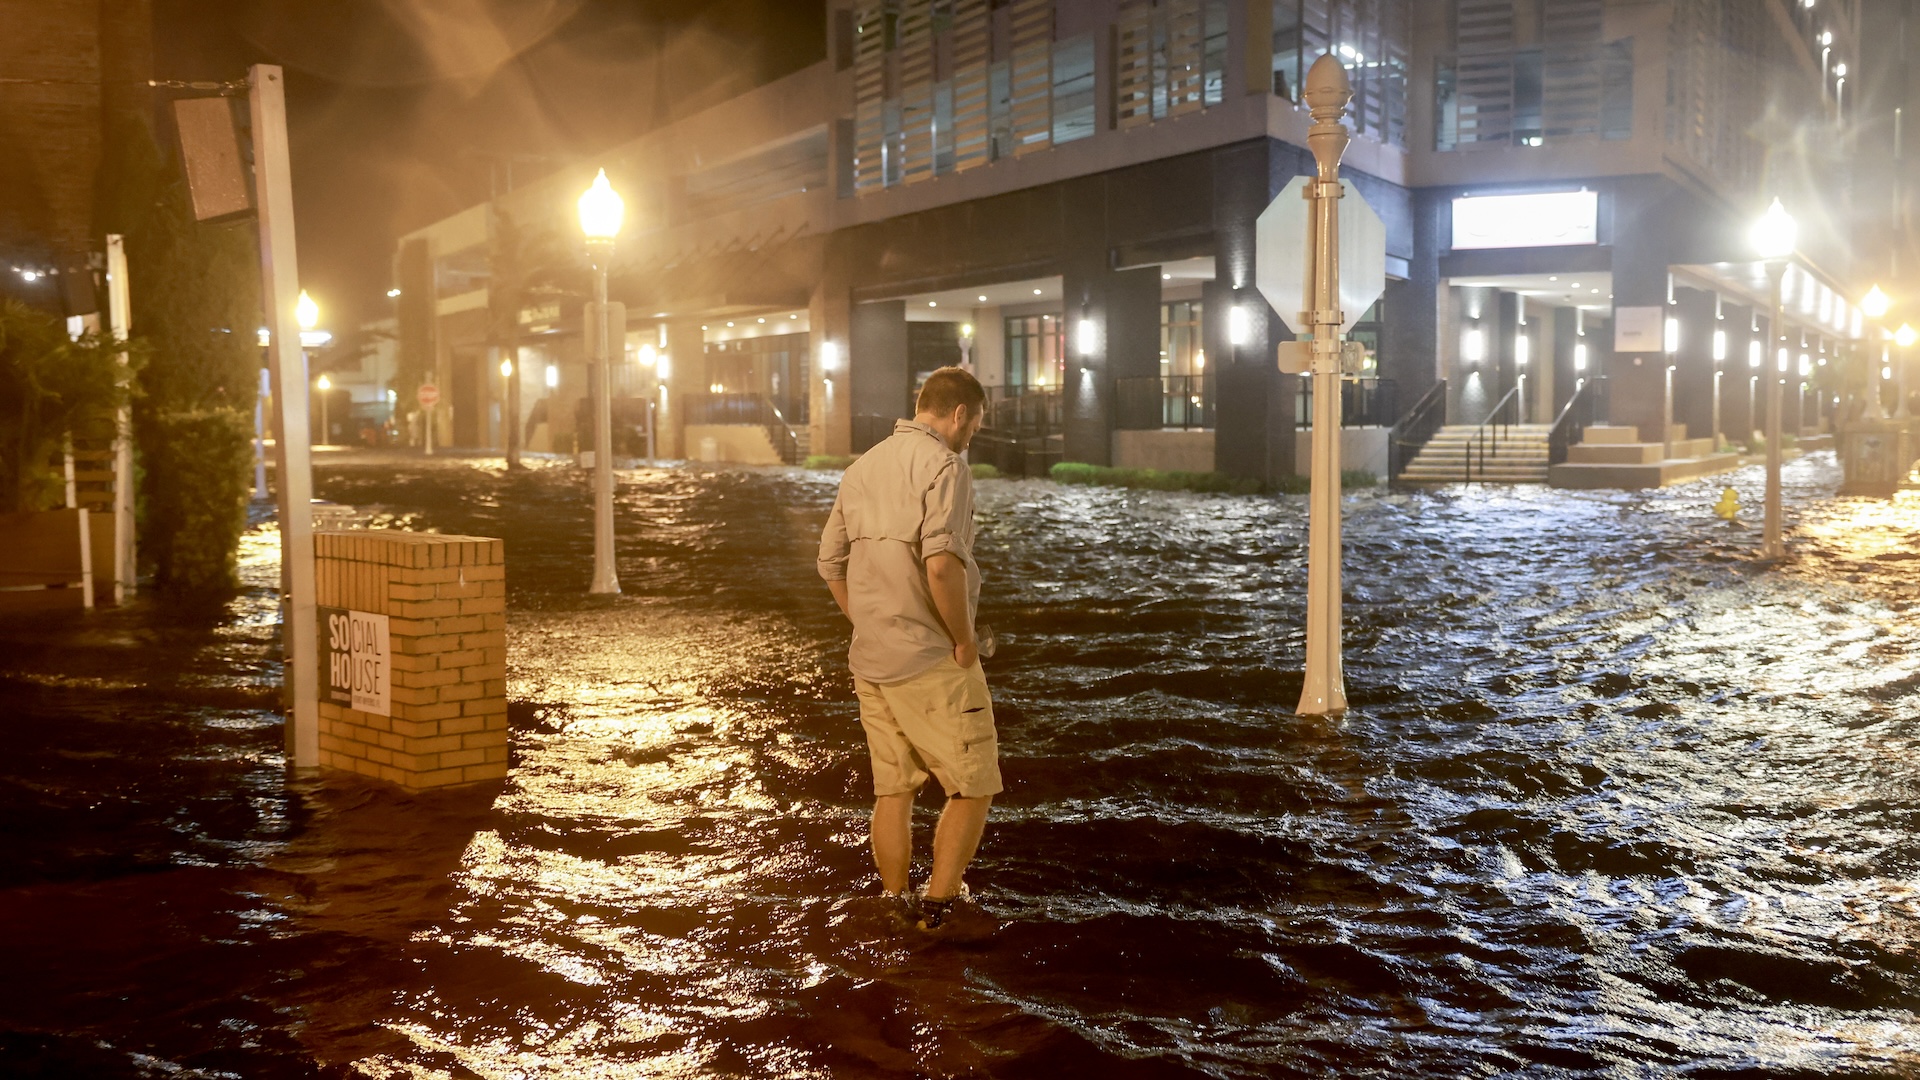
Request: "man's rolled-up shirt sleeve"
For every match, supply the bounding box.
[818,494,850,581]
[919,460,972,564]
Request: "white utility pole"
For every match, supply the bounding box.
[1297,56,1353,718]
[250,63,319,769]
[105,234,135,603]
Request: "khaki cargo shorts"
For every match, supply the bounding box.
[854,657,1003,799]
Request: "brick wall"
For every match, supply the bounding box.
[313,530,508,790]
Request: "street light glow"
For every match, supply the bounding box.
[1897,324,1918,349]
[1750,198,1797,260]
[577,168,624,241]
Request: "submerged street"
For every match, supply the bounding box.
[3,451,1919,1078]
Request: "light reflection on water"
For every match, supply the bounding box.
[2,450,1917,1077]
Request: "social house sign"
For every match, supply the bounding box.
[318,606,391,716]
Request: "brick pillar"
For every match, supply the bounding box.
[313,531,508,790]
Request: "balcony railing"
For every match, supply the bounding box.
[1435,40,1632,150]
[1295,377,1397,429]
[1114,374,1215,430]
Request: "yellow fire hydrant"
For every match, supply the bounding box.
[1713,487,1740,521]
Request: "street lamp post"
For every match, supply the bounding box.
[1895,322,1916,420]
[298,291,324,446]
[578,169,624,596]
[316,374,331,446]
[1750,199,1796,560]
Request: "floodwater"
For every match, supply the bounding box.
[3,448,1918,1078]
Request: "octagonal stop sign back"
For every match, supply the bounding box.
[1255,176,1387,336]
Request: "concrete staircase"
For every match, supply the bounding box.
[1398,423,1552,484]
[1547,424,1741,489]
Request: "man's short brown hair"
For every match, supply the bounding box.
[915,366,986,418]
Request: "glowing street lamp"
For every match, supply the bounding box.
[1897,323,1918,419]
[1861,285,1890,319]
[578,169,624,595]
[1751,199,1795,560]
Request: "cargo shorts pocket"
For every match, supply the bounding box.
[948,662,996,757]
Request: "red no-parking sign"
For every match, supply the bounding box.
[416,383,440,408]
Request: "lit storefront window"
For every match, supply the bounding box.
[1005,314,1065,395]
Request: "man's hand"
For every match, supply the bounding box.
[827,578,851,620]
[925,552,976,669]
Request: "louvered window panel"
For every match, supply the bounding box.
[852,1,889,193]
[1162,0,1205,119]
[1454,0,1513,51]
[1543,40,1603,137]
[896,0,936,184]
[950,0,991,171]
[1115,1,1155,129]
[1007,0,1054,156]
[1452,52,1515,146]
[1541,0,1603,43]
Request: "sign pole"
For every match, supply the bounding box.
[105,234,135,602]
[1297,55,1353,718]
[249,64,319,769]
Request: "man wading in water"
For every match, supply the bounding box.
[817,366,1000,930]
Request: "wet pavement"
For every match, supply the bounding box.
[2,448,1918,1078]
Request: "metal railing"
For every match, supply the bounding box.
[1464,385,1523,485]
[1387,379,1447,482]
[982,387,1062,440]
[1295,377,1397,429]
[685,392,800,464]
[975,387,1064,477]
[1114,374,1215,430]
[1548,376,1609,465]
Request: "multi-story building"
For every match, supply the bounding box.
[396,0,1881,484]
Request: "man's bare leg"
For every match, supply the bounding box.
[871,791,915,895]
[925,794,992,900]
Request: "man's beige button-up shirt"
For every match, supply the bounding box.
[817,419,980,685]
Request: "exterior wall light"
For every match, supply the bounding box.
[1713,328,1727,362]
[1573,342,1588,372]
[499,358,513,378]
[1885,365,1895,381]
[1749,340,1762,368]
[820,340,840,372]
[1514,333,1529,367]
[1777,347,1789,372]
[1463,327,1485,363]
[1227,305,1250,346]
[545,364,559,388]
[637,344,657,367]
[1076,318,1097,356]
[1664,317,1680,354]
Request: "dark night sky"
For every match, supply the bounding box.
[152,0,825,330]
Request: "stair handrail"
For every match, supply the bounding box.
[1466,384,1523,485]
[1547,376,1606,466]
[1387,379,1448,482]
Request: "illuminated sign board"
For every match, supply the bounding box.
[1451,190,1599,250]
